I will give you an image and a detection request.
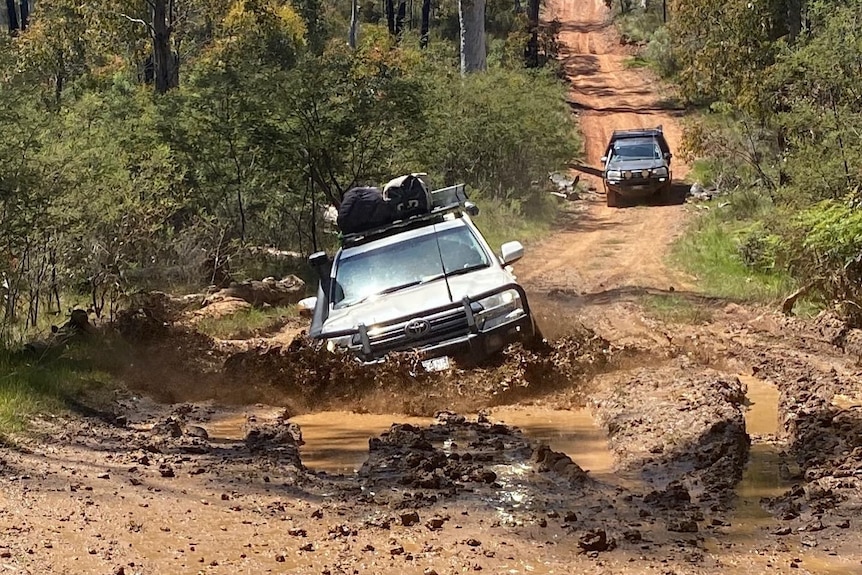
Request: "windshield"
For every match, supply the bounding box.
[331,224,490,308]
[609,138,661,163]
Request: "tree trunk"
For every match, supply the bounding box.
[18,0,27,29]
[151,0,178,94]
[459,0,486,75]
[385,0,395,35]
[349,0,359,48]
[395,0,406,37]
[5,0,18,31]
[420,0,431,48]
[524,0,539,67]
[786,0,802,41]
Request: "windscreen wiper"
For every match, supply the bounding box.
[416,263,490,286]
[341,279,426,308]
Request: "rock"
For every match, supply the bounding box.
[578,529,611,552]
[564,511,578,523]
[202,275,305,309]
[151,418,182,438]
[185,426,209,439]
[97,473,110,480]
[390,545,404,555]
[275,553,286,562]
[288,528,307,537]
[426,516,447,531]
[400,511,421,527]
[159,465,175,478]
[299,543,315,552]
[465,538,481,547]
[773,527,792,536]
[668,519,699,533]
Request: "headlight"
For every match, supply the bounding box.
[652,167,669,178]
[606,170,622,180]
[475,289,525,331]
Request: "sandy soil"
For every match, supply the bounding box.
[3,1,862,575]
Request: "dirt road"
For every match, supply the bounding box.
[519,0,690,300]
[3,2,862,575]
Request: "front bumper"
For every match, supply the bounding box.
[606,178,670,198]
[410,311,534,363]
[316,284,535,363]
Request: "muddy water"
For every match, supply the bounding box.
[707,375,862,575]
[230,406,618,477]
[733,375,790,525]
[291,412,433,473]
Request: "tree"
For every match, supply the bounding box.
[420,0,430,47]
[459,0,486,74]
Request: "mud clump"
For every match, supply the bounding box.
[594,362,749,506]
[532,444,589,483]
[357,417,533,503]
[765,370,862,538]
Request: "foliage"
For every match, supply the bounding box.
[0,347,114,435]
[410,64,578,198]
[672,205,797,302]
[0,3,578,341]
[671,0,862,313]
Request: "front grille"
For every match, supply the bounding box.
[366,307,470,355]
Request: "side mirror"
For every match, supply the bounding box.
[600,156,608,163]
[308,251,329,272]
[500,241,524,265]
[464,201,480,217]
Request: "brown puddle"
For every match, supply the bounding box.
[732,375,790,529]
[710,375,862,574]
[291,412,434,474]
[210,406,620,477]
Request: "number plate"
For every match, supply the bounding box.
[422,356,451,372]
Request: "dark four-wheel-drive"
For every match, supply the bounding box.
[601,126,673,208]
[306,174,539,372]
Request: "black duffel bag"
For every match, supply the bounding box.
[337,187,395,234]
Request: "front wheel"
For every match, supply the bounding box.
[606,188,620,208]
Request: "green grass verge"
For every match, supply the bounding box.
[472,194,557,253]
[195,306,298,340]
[671,214,796,302]
[642,294,713,324]
[0,347,115,437]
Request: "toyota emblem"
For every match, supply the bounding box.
[404,319,431,339]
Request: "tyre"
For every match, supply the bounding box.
[606,188,620,208]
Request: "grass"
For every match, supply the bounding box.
[195,306,299,340]
[671,212,797,303]
[625,56,650,69]
[472,194,556,252]
[642,294,713,324]
[0,346,116,437]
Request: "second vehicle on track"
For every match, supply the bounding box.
[601,127,673,208]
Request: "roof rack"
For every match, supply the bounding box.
[340,184,474,248]
[610,126,664,139]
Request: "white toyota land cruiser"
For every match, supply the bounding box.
[306,184,538,371]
